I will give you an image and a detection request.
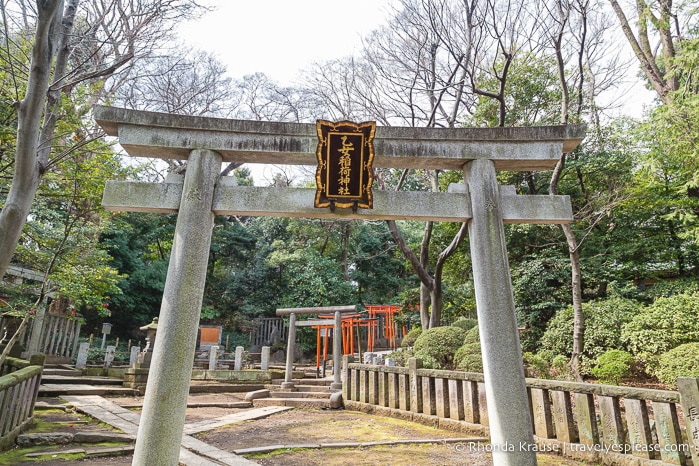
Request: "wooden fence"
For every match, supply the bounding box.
[0,354,45,451]
[32,315,81,360]
[0,314,80,361]
[344,357,699,465]
[249,317,287,348]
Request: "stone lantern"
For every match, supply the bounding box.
[138,317,158,367]
[123,317,158,393]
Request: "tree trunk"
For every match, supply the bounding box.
[341,221,350,281]
[0,0,64,281]
[420,283,431,329]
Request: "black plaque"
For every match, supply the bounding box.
[315,120,375,210]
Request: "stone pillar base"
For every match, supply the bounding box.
[281,381,295,389]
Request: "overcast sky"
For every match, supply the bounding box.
[177,1,395,85]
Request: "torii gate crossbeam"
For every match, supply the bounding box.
[94,105,585,466]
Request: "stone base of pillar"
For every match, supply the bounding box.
[123,366,150,394]
[330,382,342,390]
[281,381,295,389]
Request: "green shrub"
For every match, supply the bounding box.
[656,343,699,387]
[622,293,699,372]
[523,352,550,379]
[451,318,478,332]
[401,327,422,348]
[550,355,574,380]
[455,326,482,372]
[590,350,635,385]
[413,326,466,369]
[538,297,639,372]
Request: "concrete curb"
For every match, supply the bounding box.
[233,437,488,455]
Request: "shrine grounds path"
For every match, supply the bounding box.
[4,391,589,465]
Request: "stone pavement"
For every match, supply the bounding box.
[61,395,292,465]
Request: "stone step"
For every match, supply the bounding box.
[271,378,333,386]
[265,384,337,393]
[39,384,138,396]
[42,367,83,377]
[270,391,333,399]
[41,375,123,385]
[188,382,265,394]
[252,397,335,409]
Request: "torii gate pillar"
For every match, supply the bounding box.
[132,149,222,465]
[467,158,536,464]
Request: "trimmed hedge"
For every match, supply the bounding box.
[656,343,699,387]
[413,326,466,369]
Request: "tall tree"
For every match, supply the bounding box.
[0,0,204,281]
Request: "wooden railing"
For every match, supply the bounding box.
[1,314,80,360]
[0,354,45,451]
[343,357,699,465]
[33,314,81,360]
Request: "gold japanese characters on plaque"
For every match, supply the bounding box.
[314,120,376,211]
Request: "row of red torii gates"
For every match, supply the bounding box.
[307,304,411,370]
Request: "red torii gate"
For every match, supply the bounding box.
[309,305,412,367]
[365,305,408,350]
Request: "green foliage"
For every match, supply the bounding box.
[538,297,639,372]
[637,278,699,301]
[590,350,635,385]
[99,214,172,337]
[656,343,699,387]
[413,326,466,369]
[522,352,550,379]
[455,326,482,372]
[622,293,699,370]
[451,318,477,332]
[470,53,562,127]
[383,349,413,367]
[550,355,574,380]
[401,327,422,348]
[511,251,571,351]
[349,221,408,304]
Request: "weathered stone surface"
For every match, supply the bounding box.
[132,149,221,466]
[651,401,686,465]
[574,392,599,446]
[625,399,655,459]
[73,432,135,443]
[94,105,585,171]
[598,395,625,447]
[329,391,343,409]
[678,377,699,460]
[104,182,573,224]
[466,158,536,464]
[550,389,578,443]
[244,389,270,402]
[16,432,74,446]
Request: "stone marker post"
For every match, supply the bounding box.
[209,345,219,370]
[129,346,141,366]
[75,342,89,369]
[466,159,536,465]
[261,346,270,371]
[132,149,221,466]
[331,310,342,389]
[282,312,297,389]
[103,345,116,368]
[678,377,699,459]
[234,345,244,371]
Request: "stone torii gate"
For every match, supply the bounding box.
[94,106,585,466]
